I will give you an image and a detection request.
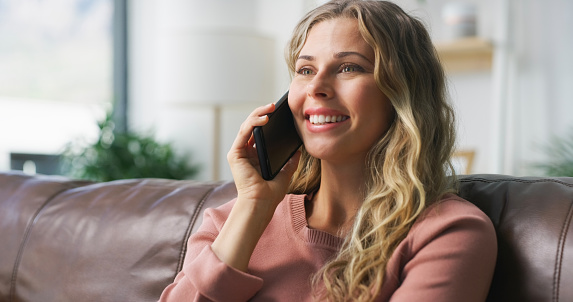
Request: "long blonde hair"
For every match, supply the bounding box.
[286,1,457,301]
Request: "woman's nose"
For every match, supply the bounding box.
[307,72,333,100]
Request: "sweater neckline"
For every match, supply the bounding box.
[289,194,344,249]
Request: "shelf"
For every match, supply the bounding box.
[435,37,493,73]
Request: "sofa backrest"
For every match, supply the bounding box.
[458,174,573,302]
[0,172,572,301]
[0,172,235,302]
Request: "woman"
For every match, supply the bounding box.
[160,1,496,301]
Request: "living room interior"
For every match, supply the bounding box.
[1,0,572,181]
[1,1,572,301]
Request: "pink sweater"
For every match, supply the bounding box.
[159,194,497,301]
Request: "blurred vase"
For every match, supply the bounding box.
[442,2,477,40]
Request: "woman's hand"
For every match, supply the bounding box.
[211,103,301,272]
[227,103,300,214]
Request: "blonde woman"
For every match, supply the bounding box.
[160,1,496,301]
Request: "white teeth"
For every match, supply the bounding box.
[308,114,348,125]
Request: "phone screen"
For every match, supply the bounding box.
[253,91,303,180]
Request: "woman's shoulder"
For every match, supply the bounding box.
[385,200,497,301]
[408,194,496,249]
[420,194,491,224]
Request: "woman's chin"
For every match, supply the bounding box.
[305,146,346,163]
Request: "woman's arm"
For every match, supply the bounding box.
[159,204,265,301]
[160,103,300,301]
[212,102,300,272]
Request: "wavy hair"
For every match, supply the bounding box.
[286,1,457,301]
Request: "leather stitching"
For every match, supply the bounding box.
[459,176,573,188]
[9,183,80,302]
[175,184,218,274]
[553,201,573,302]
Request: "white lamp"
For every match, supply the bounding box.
[157,30,274,104]
[156,30,275,179]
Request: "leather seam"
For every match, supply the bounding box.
[459,177,573,188]
[175,185,217,274]
[553,200,573,302]
[9,185,75,302]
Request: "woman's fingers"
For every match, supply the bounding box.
[230,103,275,151]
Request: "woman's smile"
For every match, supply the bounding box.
[307,114,349,125]
[305,107,350,130]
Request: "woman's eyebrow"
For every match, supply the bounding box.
[297,52,373,64]
[334,51,373,64]
[297,55,314,61]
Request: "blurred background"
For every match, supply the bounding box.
[1,0,572,181]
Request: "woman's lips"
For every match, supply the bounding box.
[303,108,350,132]
[304,114,350,133]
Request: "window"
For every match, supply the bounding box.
[0,0,113,174]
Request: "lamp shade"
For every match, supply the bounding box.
[157,30,275,105]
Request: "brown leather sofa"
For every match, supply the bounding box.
[1,171,572,301]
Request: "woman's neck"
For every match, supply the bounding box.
[305,160,367,236]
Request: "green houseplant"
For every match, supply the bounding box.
[534,130,573,177]
[61,113,199,181]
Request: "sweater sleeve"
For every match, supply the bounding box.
[388,198,497,302]
[159,201,264,302]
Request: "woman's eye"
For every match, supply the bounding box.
[297,68,313,75]
[341,64,363,73]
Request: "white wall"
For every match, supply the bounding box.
[502,0,573,175]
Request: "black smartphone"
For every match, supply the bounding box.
[253,91,303,180]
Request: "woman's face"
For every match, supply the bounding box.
[288,17,394,165]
